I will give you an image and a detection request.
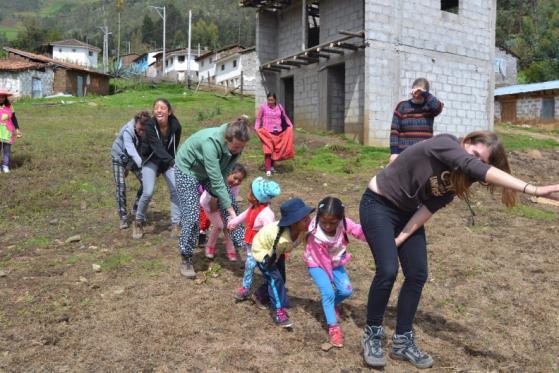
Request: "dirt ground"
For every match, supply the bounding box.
[1,134,559,372]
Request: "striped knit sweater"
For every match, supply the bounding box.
[390,92,443,154]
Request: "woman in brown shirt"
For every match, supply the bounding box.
[359,131,559,369]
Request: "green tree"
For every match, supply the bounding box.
[192,19,219,50]
[141,15,156,47]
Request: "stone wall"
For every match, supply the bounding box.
[0,68,54,98]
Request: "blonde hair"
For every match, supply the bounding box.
[450,131,517,208]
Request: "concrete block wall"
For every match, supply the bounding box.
[320,0,364,43]
[516,97,542,121]
[344,51,365,142]
[293,67,320,128]
[255,10,279,110]
[277,1,304,57]
[364,0,497,146]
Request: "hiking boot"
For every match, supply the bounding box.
[390,331,433,369]
[132,220,144,240]
[272,308,292,328]
[362,325,386,368]
[205,246,216,259]
[251,292,269,310]
[119,217,129,229]
[328,325,344,347]
[179,257,196,279]
[2,165,9,173]
[198,232,207,247]
[233,287,250,301]
[170,224,181,239]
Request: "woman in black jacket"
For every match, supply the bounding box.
[133,98,182,239]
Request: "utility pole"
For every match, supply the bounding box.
[99,25,112,73]
[117,12,121,58]
[187,9,192,88]
[149,5,166,76]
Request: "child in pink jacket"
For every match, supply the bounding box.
[304,196,366,348]
[201,164,247,261]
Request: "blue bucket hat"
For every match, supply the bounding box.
[278,198,315,227]
[251,177,281,204]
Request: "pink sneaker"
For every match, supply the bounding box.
[328,325,344,347]
[205,246,216,259]
[272,308,292,328]
[233,287,250,301]
[226,251,237,261]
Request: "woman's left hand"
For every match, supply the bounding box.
[535,184,559,201]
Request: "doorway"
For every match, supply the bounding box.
[77,75,84,97]
[281,76,294,124]
[31,78,42,98]
[327,64,345,133]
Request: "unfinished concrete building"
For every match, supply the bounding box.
[240,0,497,146]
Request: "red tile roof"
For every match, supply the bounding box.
[0,59,46,71]
[3,47,111,77]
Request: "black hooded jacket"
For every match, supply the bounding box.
[140,115,182,172]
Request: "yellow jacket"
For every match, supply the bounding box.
[251,222,305,263]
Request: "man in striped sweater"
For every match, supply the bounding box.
[389,78,444,163]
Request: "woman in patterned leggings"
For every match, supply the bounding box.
[174,117,250,279]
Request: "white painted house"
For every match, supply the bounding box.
[41,39,100,68]
[155,48,208,81]
[215,47,257,93]
[196,45,245,83]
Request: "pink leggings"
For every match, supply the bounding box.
[206,210,235,254]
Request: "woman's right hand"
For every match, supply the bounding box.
[227,207,237,222]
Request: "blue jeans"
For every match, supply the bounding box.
[135,161,180,224]
[1,142,11,167]
[308,266,353,326]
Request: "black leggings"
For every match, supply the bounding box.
[359,189,428,334]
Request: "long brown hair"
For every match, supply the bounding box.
[450,131,517,208]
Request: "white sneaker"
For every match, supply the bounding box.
[2,166,9,173]
[266,170,272,177]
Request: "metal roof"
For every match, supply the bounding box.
[494,80,559,96]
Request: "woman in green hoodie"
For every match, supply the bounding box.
[174,117,250,279]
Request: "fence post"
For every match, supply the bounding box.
[240,71,244,100]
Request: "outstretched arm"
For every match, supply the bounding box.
[395,206,433,247]
[485,167,559,200]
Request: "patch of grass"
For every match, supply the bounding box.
[101,252,134,271]
[295,142,388,175]
[509,204,557,221]
[0,26,19,41]
[500,133,559,151]
[141,259,165,275]
[23,236,51,249]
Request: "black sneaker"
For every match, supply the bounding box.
[197,232,207,247]
[362,325,386,367]
[390,331,433,369]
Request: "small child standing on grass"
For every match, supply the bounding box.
[227,177,281,301]
[304,197,366,348]
[389,78,443,163]
[0,90,22,173]
[201,163,247,261]
[250,198,314,328]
